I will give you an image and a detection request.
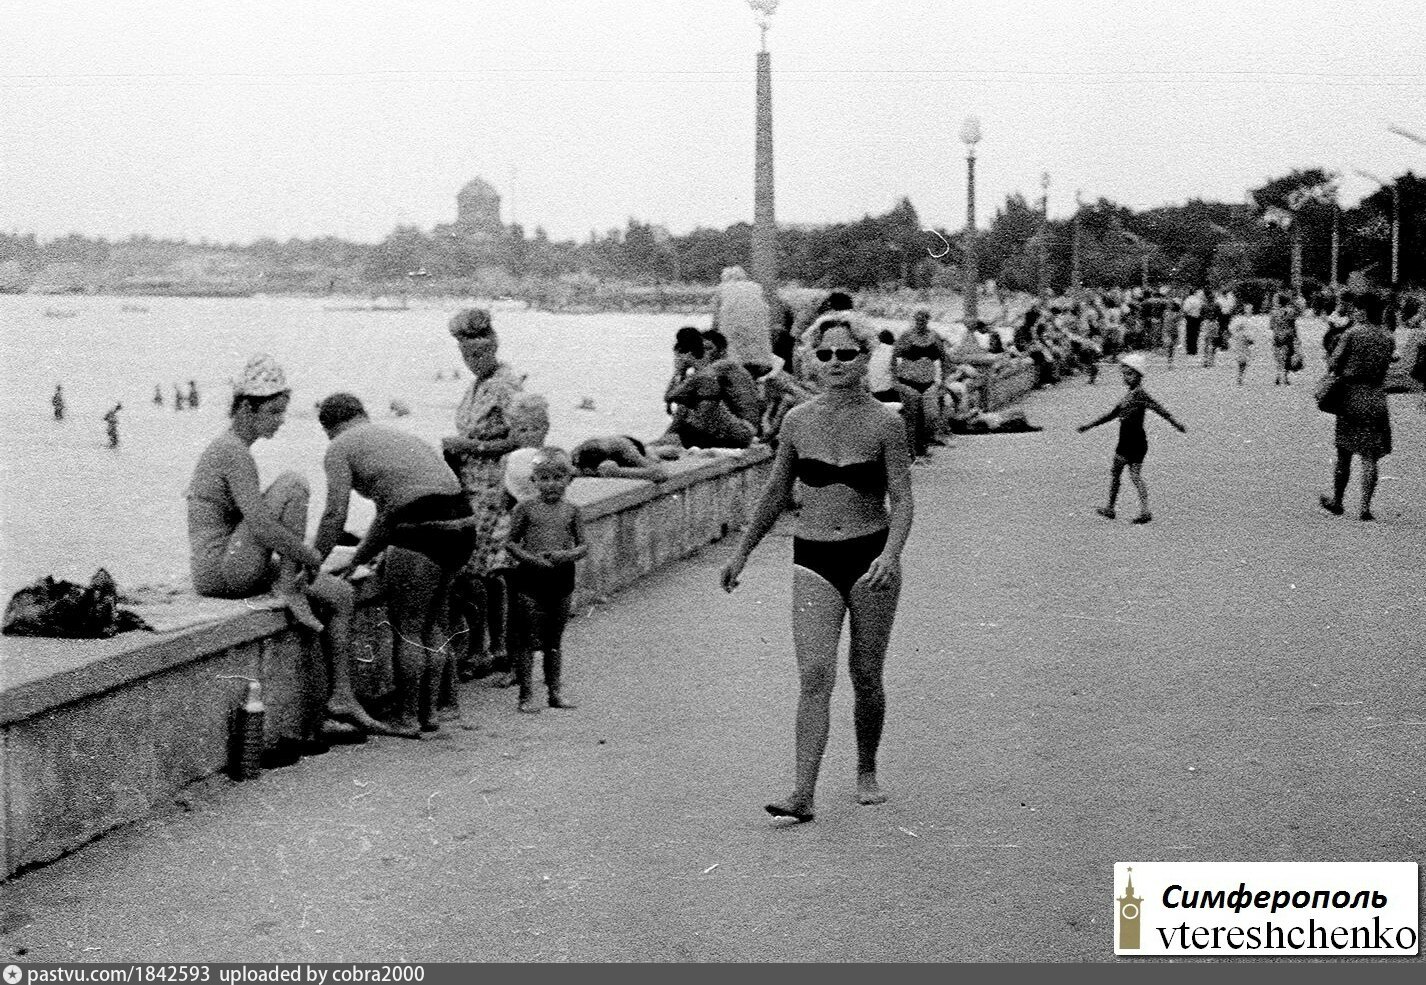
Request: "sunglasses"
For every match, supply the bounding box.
[814,347,864,363]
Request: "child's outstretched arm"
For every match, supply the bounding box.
[1077,406,1118,433]
[1149,398,1187,433]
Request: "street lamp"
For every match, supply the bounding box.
[1071,189,1084,294]
[959,116,981,322]
[1355,169,1400,287]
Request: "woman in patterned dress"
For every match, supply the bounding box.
[443,308,549,682]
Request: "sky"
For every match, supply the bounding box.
[4,0,1424,245]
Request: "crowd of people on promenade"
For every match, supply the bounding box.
[21,266,1420,822]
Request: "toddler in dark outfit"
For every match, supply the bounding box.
[1078,354,1186,524]
[505,448,588,713]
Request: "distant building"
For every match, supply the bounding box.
[447,177,505,241]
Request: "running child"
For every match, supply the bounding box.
[1229,304,1256,386]
[505,448,587,714]
[1078,354,1187,524]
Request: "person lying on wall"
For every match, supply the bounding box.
[570,435,672,482]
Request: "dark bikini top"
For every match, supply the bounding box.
[793,452,885,497]
[899,343,942,361]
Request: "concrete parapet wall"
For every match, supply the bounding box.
[0,447,772,877]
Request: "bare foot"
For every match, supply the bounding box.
[1319,495,1343,517]
[1131,512,1153,525]
[280,591,324,632]
[325,699,390,734]
[547,691,577,710]
[437,704,462,723]
[1095,507,1116,520]
[856,773,888,806]
[383,718,423,740]
[765,797,814,823]
[518,699,541,714]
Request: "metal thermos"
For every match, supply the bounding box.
[232,680,266,781]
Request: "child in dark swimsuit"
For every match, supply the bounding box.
[506,448,587,714]
[1078,354,1186,524]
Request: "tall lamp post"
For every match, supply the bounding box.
[959,116,981,323]
[748,1,779,316]
[1355,169,1400,287]
[1071,189,1084,294]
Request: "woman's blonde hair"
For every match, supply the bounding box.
[804,313,879,352]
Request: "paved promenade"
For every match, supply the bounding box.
[5,339,1424,962]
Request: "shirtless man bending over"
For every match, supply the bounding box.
[314,393,477,737]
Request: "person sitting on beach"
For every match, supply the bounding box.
[186,355,390,736]
[655,328,757,451]
[505,448,588,714]
[700,329,763,429]
[570,435,671,481]
[313,393,478,738]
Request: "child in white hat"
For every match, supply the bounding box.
[1077,353,1187,524]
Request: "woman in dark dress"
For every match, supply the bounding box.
[1320,293,1395,522]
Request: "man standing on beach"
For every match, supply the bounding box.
[711,265,774,379]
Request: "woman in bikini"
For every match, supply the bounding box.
[720,313,915,823]
[891,308,950,455]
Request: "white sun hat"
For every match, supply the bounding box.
[233,354,289,397]
[1118,353,1149,377]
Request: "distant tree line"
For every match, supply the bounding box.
[2,166,1418,293]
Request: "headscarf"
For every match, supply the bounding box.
[233,354,288,397]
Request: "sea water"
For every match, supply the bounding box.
[0,295,700,598]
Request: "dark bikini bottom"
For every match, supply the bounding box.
[793,527,890,603]
[388,493,477,573]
